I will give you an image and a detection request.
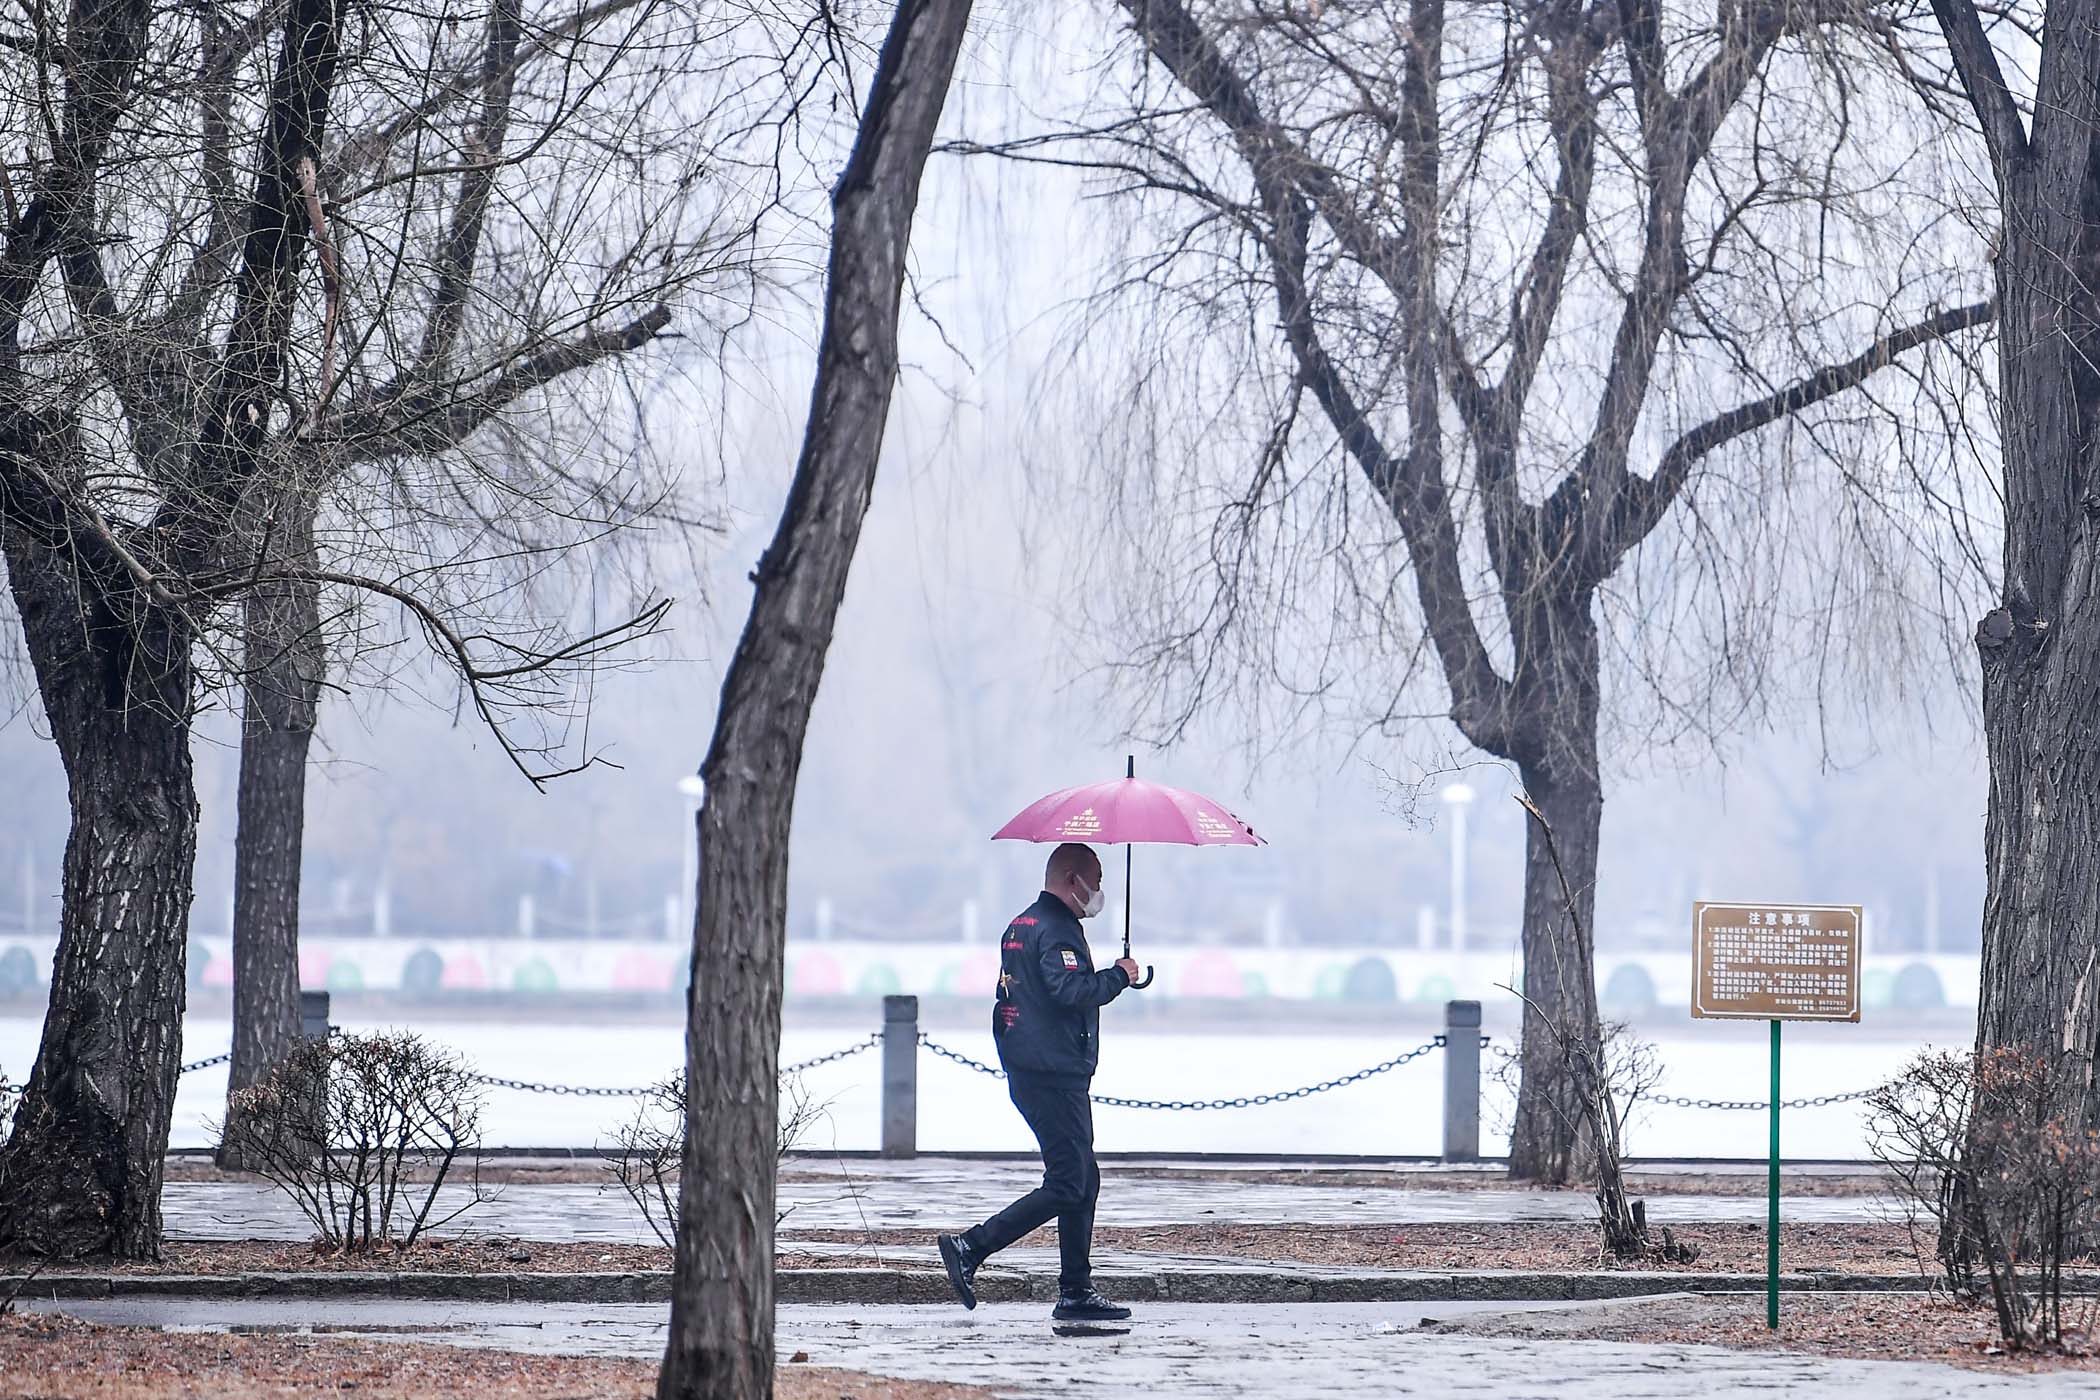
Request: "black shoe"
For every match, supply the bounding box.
[1052,1289,1131,1322]
[937,1234,979,1310]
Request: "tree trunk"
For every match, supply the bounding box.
[1972,153,2100,1094]
[219,549,324,1170]
[656,4,971,1398]
[0,556,197,1259]
[1505,593,1607,1184]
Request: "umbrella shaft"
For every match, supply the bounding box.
[1122,842,1134,958]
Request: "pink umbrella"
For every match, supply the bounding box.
[992,756,1263,989]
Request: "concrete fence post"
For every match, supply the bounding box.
[300,989,332,1041]
[1442,999,1481,1163]
[881,995,918,1158]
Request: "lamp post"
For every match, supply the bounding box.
[1442,783,1474,952]
[677,774,706,941]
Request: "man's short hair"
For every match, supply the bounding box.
[1045,842,1100,885]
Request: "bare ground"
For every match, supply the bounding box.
[1424,1291,2100,1374]
[1103,1165,1898,1198]
[4,1221,1941,1277]
[157,1158,1901,1195]
[791,1220,1942,1275]
[0,1312,993,1400]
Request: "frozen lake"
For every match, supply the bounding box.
[0,1013,1956,1159]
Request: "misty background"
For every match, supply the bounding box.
[0,17,1991,984]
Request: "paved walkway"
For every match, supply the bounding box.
[161,1158,1895,1243]
[26,1297,2095,1397]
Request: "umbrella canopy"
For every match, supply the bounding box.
[992,776,1263,847]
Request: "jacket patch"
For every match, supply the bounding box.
[1060,949,1079,969]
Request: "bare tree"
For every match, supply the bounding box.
[659,1,973,1395]
[214,0,842,1166]
[0,0,825,1256]
[962,0,1994,1179]
[1916,3,2100,1137]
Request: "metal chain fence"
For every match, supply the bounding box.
[102,1034,886,1101]
[783,1032,883,1076]
[466,1032,884,1098]
[920,1032,1447,1111]
[1485,1042,1876,1111]
[23,1028,1880,1114]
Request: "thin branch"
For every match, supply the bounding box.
[1928,0,2030,186]
[1606,298,1998,561]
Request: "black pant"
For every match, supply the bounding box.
[961,1073,1098,1294]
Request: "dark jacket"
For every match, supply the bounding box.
[990,891,1129,1080]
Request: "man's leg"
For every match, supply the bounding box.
[961,1075,1088,1261]
[1054,1096,1099,1296]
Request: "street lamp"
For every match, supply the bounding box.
[1441,782,1474,952]
[677,775,706,940]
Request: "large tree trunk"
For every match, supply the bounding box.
[1505,592,1607,1184]
[0,556,197,1259]
[219,548,323,1170]
[1971,125,2100,1085]
[657,4,971,1398]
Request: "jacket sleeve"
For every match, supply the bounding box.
[1039,940,1129,1008]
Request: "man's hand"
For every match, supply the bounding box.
[1115,957,1140,982]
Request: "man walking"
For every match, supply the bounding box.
[938,842,1138,1321]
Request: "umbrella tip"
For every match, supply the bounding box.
[1126,754,1135,779]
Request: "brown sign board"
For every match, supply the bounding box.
[1691,902,1862,1022]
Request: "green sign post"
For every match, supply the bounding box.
[1768,1019,1780,1329]
[1691,902,1862,1332]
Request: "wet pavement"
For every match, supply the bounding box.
[25,1296,2096,1397]
[161,1157,1897,1243]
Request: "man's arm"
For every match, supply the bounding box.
[1038,941,1130,1008]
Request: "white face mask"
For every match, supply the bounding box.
[1075,877,1105,920]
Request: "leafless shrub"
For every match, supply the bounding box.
[607,1070,823,1246]
[1865,1048,1979,1297]
[1868,1047,2100,1350]
[215,1032,490,1251]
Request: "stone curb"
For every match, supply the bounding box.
[2,1267,2044,1306]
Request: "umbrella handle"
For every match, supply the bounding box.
[1130,965,1154,990]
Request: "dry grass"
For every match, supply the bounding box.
[787,1220,1937,1275]
[0,1312,993,1399]
[2,1221,1949,1279]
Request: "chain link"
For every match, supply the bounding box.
[468,1071,658,1097]
[1487,1040,1873,1111]
[919,1033,1443,1111]
[465,1032,882,1098]
[782,1032,882,1076]
[1647,1087,1879,1112]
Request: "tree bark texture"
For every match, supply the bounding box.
[1504,592,1605,1183]
[0,546,196,1259]
[657,4,971,1398]
[1939,2,2100,1101]
[219,532,324,1169]
[0,0,341,1258]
